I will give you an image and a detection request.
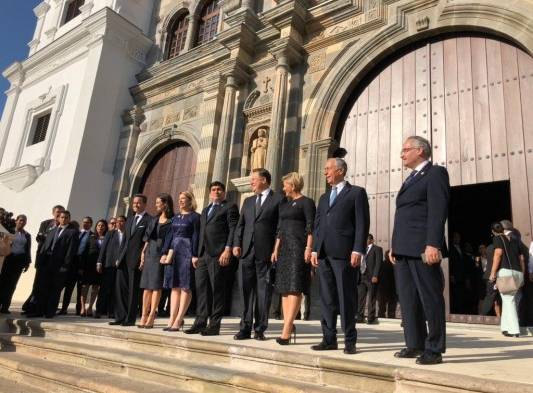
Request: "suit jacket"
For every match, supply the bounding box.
[313,182,370,260]
[234,190,283,261]
[391,162,450,258]
[199,200,239,258]
[98,230,124,268]
[36,218,56,254]
[117,213,151,269]
[364,244,383,279]
[37,224,79,271]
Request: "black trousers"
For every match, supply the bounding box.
[61,268,82,313]
[0,254,27,311]
[318,256,359,345]
[394,256,446,354]
[357,277,378,321]
[114,263,141,324]
[33,260,67,317]
[377,292,397,318]
[192,254,228,330]
[95,267,116,317]
[239,249,272,334]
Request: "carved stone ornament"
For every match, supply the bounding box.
[250,128,268,170]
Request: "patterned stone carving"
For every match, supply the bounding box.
[308,51,326,74]
[183,106,198,120]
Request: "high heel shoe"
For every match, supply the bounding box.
[276,326,296,345]
[168,320,185,332]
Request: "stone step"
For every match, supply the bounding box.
[0,333,359,393]
[2,318,393,393]
[0,374,47,393]
[0,351,190,393]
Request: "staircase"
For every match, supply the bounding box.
[0,318,531,393]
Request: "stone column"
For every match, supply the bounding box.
[0,86,22,170]
[29,2,51,55]
[265,55,290,188]
[184,15,199,51]
[212,75,238,184]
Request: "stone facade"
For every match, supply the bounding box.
[3,0,533,307]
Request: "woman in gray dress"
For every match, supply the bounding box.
[138,193,174,328]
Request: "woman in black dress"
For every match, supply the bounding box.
[271,172,316,345]
[138,193,174,328]
[80,219,107,317]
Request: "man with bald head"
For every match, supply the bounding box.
[390,136,449,365]
[311,157,370,354]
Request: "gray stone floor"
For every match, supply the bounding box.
[19,310,532,387]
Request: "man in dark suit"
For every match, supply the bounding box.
[311,157,370,355]
[29,210,79,318]
[110,195,151,326]
[22,205,64,314]
[233,169,283,340]
[357,234,383,324]
[0,215,32,314]
[95,215,126,318]
[390,136,450,365]
[59,216,93,315]
[186,181,239,336]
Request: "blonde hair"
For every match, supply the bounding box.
[179,191,197,212]
[282,172,304,193]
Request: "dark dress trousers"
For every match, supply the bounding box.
[61,230,92,314]
[22,218,56,313]
[391,162,449,355]
[192,200,239,330]
[34,224,79,317]
[234,190,283,334]
[357,244,383,321]
[0,231,32,312]
[114,213,151,324]
[95,230,123,317]
[313,182,370,345]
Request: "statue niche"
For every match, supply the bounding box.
[250,128,268,170]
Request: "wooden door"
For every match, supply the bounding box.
[139,142,197,215]
[339,34,533,323]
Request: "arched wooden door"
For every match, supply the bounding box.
[339,34,533,322]
[139,142,197,215]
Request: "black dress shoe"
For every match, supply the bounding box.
[0,310,11,314]
[201,327,220,336]
[108,321,123,325]
[184,325,205,335]
[233,331,251,340]
[416,352,443,365]
[311,342,338,351]
[26,313,43,318]
[254,332,266,341]
[56,310,67,316]
[394,348,424,358]
[366,318,378,325]
[121,322,135,327]
[344,342,357,354]
[356,317,365,323]
[502,331,520,337]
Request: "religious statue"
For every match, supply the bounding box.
[250,128,268,170]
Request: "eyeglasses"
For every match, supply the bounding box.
[400,147,419,154]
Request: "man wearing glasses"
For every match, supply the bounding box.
[389,136,449,365]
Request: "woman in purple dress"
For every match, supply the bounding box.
[161,191,200,331]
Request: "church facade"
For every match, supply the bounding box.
[2,0,533,319]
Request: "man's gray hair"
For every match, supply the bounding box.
[500,219,513,230]
[407,136,432,159]
[333,157,348,175]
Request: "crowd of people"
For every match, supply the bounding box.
[0,135,531,366]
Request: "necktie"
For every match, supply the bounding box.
[208,203,218,218]
[329,186,337,207]
[255,194,262,217]
[361,245,370,274]
[51,227,63,251]
[403,170,418,187]
[134,215,141,227]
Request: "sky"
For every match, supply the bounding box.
[0,0,41,115]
